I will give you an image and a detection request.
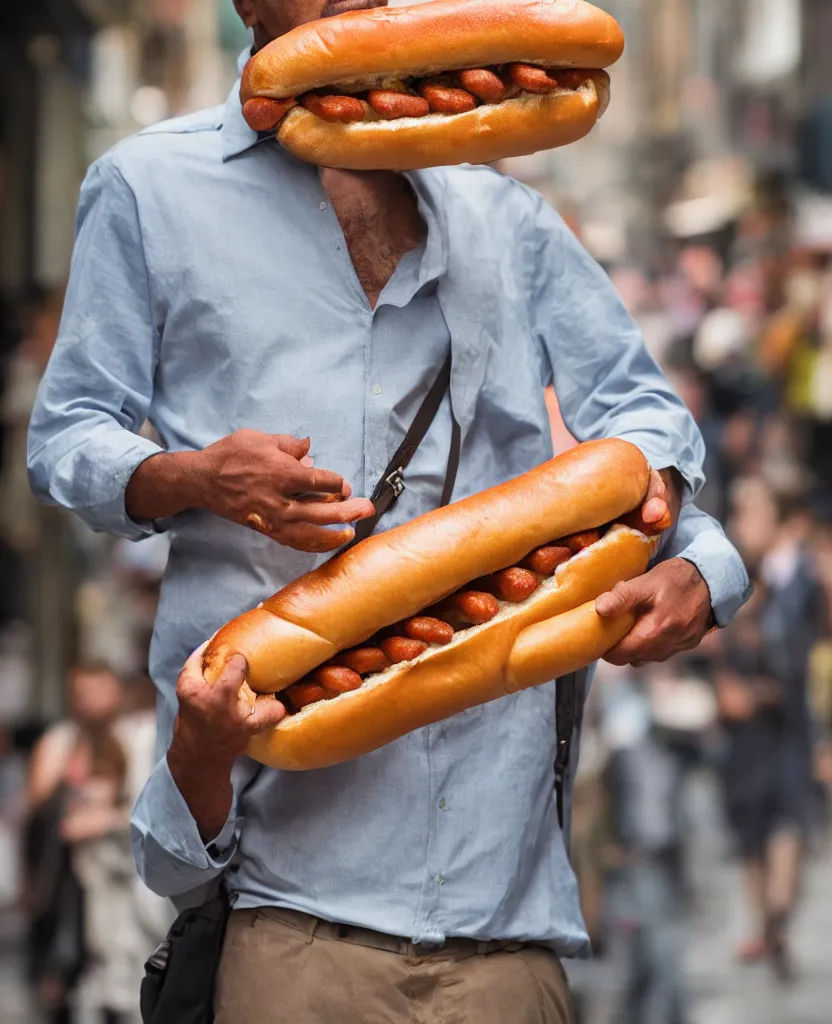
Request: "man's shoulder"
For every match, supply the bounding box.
[428,163,535,202]
[86,105,225,187]
[423,164,556,235]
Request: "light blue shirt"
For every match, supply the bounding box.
[27,64,750,957]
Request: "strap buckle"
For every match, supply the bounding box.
[385,468,406,499]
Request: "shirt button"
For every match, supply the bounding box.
[319,201,327,211]
[435,874,445,886]
[438,798,447,810]
[372,384,382,395]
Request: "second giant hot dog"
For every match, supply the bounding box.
[203,439,667,770]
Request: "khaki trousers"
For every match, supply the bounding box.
[215,907,575,1024]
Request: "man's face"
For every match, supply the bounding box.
[234,0,388,48]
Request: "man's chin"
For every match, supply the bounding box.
[322,0,388,17]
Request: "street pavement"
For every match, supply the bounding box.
[2,771,831,1023]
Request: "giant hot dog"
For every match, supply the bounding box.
[203,439,667,771]
[240,0,624,171]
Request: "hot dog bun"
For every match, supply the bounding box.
[203,438,649,693]
[202,439,662,770]
[248,524,651,770]
[240,0,623,170]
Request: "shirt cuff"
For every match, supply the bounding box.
[135,756,239,871]
[78,437,166,541]
[675,532,753,627]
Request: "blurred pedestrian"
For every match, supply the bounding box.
[599,664,701,1024]
[715,502,825,982]
[24,664,149,1024]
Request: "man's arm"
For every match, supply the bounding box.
[527,193,706,497]
[132,648,283,896]
[27,157,373,552]
[525,191,749,654]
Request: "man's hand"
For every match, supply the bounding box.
[198,430,375,551]
[167,644,286,841]
[126,430,375,553]
[595,557,713,666]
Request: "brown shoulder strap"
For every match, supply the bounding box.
[346,352,459,549]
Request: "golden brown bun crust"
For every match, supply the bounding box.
[276,74,608,171]
[203,439,649,694]
[247,524,652,770]
[242,0,624,100]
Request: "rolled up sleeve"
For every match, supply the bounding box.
[131,757,243,898]
[660,503,752,626]
[528,192,705,497]
[27,157,164,539]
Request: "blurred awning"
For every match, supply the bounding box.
[0,0,96,40]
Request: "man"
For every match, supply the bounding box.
[27,1,751,1020]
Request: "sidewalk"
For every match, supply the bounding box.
[686,775,832,1024]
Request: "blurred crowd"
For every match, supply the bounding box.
[0,160,831,1024]
[565,172,832,1022]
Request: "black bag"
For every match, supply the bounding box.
[140,890,230,1024]
[140,354,458,1024]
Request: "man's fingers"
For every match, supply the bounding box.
[274,522,357,553]
[641,496,670,525]
[283,496,375,526]
[595,578,651,619]
[273,434,311,460]
[603,616,667,666]
[285,465,347,497]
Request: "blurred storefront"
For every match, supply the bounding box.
[0,1,242,722]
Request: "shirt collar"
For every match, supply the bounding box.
[403,171,449,286]
[221,47,268,161]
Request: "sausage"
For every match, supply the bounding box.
[367,89,430,119]
[417,81,477,115]
[487,567,539,603]
[453,591,500,624]
[556,70,587,91]
[311,665,363,695]
[334,647,391,675]
[564,529,601,554]
[381,637,429,663]
[242,96,297,131]
[521,545,572,576]
[300,93,367,123]
[458,69,505,104]
[507,63,561,94]
[284,681,330,711]
[403,616,455,645]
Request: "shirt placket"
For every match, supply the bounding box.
[411,721,452,945]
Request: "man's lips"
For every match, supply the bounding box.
[323,0,388,15]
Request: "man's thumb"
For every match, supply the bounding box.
[251,695,287,732]
[595,579,647,618]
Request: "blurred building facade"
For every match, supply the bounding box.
[0,0,244,722]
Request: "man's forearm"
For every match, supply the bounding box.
[167,737,235,843]
[125,450,209,521]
